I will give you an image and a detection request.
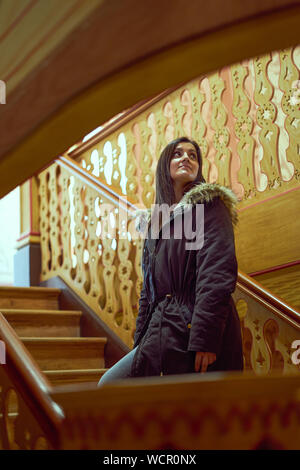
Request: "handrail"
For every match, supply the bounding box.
[66,86,182,158]
[58,154,140,212]
[237,271,300,329]
[51,370,300,450]
[0,312,64,447]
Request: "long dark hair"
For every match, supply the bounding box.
[155,136,206,206]
[143,137,205,244]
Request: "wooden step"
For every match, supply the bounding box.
[44,368,108,385]
[21,337,107,371]
[0,287,60,310]
[1,309,82,337]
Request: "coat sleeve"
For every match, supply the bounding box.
[133,247,149,348]
[187,198,238,356]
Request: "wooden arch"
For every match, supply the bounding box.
[0,0,299,197]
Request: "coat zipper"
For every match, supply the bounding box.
[150,234,165,377]
[150,212,176,377]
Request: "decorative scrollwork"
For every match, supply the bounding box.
[0,372,51,450]
[38,171,51,276]
[231,64,256,199]
[253,54,281,190]
[279,48,299,180]
[232,290,299,375]
[209,72,231,186]
[72,46,299,209]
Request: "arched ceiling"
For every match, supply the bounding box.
[0,0,299,198]
[0,0,103,94]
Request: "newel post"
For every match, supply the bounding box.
[14,178,41,286]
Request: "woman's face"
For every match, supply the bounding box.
[169,142,199,186]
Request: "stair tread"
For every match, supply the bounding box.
[23,337,106,370]
[44,368,107,384]
[1,309,82,316]
[0,287,60,310]
[1,286,109,381]
[21,337,107,343]
[0,287,61,295]
[3,310,82,337]
[45,369,107,374]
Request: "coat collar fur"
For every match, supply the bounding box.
[175,182,238,226]
[131,182,238,230]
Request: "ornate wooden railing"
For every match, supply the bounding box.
[51,371,300,450]
[38,155,144,347]
[0,313,63,450]
[67,45,300,211]
[1,292,299,450]
[233,272,300,375]
[1,295,300,450]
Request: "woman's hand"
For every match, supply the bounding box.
[195,351,216,373]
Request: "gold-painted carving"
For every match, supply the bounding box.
[279,48,300,180]
[209,72,231,186]
[253,54,281,189]
[48,165,61,271]
[231,64,255,198]
[38,171,51,277]
[60,167,72,272]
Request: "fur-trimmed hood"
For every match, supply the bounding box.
[130,182,238,230]
[177,182,238,226]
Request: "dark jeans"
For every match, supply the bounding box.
[97,346,138,387]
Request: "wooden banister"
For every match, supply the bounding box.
[237,270,300,329]
[0,312,64,447]
[66,86,182,158]
[51,370,300,450]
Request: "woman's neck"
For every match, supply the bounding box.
[173,183,185,204]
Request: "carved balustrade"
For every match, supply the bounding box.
[67,46,300,210]
[38,157,144,347]
[52,372,300,450]
[0,313,63,450]
[0,370,52,450]
[233,272,300,375]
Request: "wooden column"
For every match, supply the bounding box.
[14,178,41,286]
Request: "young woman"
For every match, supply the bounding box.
[98,137,243,386]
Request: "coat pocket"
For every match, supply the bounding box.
[178,303,192,327]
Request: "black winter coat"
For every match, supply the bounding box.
[131,182,244,377]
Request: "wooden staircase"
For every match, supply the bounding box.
[0,286,108,386]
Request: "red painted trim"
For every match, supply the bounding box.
[237,185,300,213]
[29,177,33,234]
[16,231,40,243]
[0,0,38,43]
[4,0,84,82]
[249,260,300,277]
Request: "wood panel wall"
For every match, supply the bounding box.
[236,187,300,273]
